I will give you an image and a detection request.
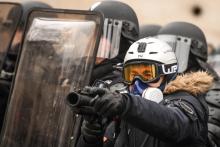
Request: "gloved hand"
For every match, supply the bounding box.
[81,120,104,143]
[83,86,127,118]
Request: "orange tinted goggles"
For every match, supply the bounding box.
[123,63,158,84]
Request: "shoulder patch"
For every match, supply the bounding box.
[179,101,194,115]
[178,101,198,121]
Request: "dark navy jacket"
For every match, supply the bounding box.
[77,71,213,147]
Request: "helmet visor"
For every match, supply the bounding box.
[157,35,191,73]
[123,63,158,84]
[96,18,122,63]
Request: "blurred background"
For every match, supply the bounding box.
[2,0,220,49]
[1,0,220,74]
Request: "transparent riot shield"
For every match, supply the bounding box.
[0,2,22,72]
[0,8,103,147]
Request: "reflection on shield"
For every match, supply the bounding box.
[0,2,22,72]
[0,9,102,147]
[96,18,122,62]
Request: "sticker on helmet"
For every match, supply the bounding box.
[162,64,178,74]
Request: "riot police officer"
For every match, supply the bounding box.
[157,21,220,147]
[89,1,139,86]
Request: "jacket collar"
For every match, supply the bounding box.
[164,71,214,96]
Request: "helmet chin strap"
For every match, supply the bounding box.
[158,79,166,92]
[160,73,178,92]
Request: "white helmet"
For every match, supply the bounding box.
[123,37,178,84]
[124,37,177,64]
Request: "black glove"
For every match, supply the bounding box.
[83,86,127,118]
[81,120,104,144]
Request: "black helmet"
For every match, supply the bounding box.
[19,1,52,30]
[6,1,52,31]
[90,1,139,41]
[6,4,22,25]
[3,1,52,78]
[157,21,219,79]
[139,24,161,39]
[158,22,207,61]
